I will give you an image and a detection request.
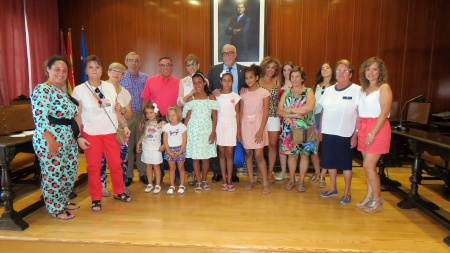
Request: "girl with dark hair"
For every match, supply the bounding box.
[183,72,219,193]
[240,65,271,195]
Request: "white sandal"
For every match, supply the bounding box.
[153,185,161,194]
[144,184,154,193]
[167,186,175,195]
[177,185,186,195]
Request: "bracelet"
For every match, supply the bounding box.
[76,135,83,140]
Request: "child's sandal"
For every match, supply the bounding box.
[202,181,211,191]
[195,182,203,193]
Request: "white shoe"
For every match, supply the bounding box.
[153,185,161,194]
[144,184,154,193]
[167,186,175,195]
[177,185,186,194]
[275,172,287,181]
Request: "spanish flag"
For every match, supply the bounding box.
[66,29,75,94]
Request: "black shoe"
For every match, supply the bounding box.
[140,175,149,185]
[232,175,239,183]
[212,174,221,183]
[69,191,77,199]
[125,177,133,187]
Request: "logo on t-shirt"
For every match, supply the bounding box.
[170,129,179,136]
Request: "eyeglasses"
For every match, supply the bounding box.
[127,59,140,63]
[109,69,124,75]
[222,51,236,57]
[159,64,173,68]
[186,63,198,68]
[336,69,351,74]
[94,88,105,99]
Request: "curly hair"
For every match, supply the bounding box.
[259,56,281,77]
[359,57,388,91]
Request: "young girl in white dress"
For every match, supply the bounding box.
[137,103,165,194]
[216,71,241,192]
[163,106,187,195]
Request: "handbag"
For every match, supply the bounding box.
[85,83,126,145]
[233,141,245,168]
[291,126,315,144]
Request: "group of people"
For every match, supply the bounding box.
[31,43,392,220]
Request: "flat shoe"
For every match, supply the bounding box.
[297,185,306,193]
[52,210,75,220]
[320,190,338,198]
[114,193,132,202]
[284,180,296,190]
[167,186,175,195]
[153,185,161,194]
[64,202,80,210]
[177,185,186,194]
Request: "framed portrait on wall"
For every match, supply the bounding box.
[211,0,267,66]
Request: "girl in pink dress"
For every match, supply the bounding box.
[216,71,241,192]
[240,65,271,194]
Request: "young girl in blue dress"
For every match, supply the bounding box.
[183,72,220,193]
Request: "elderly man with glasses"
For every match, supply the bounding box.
[119,52,150,187]
[207,44,247,183]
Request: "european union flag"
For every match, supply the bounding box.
[80,29,88,83]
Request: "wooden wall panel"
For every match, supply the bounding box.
[57,0,450,117]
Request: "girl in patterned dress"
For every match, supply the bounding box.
[240,65,271,195]
[32,55,79,220]
[216,70,241,192]
[162,106,187,195]
[137,103,165,194]
[183,72,219,193]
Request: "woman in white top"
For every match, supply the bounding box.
[100,62,133,197]
[318,59,362,204]
[309,62,336,188]
[73,55,131,212]
[356,57,392,213]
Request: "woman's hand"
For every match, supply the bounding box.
[236,132,242,143]
[209,132,216,144]
[350,132,358,149]
[43,132,60,157]
[365,132,375,147]
[254,131,263,144]
[77,137,91,150]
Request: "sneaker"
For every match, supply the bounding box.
[275,172,287,181]
[308,173,320,183]
[320,190,339,198]
[221,183,228,191]
[167,186,175,195]
[340,195,351,204]
[318,176,326,188]
[144,184,154,193]
[124,187,131,195]
[102,187,111,197]
[227,184,236,192]
[153,185,161,194]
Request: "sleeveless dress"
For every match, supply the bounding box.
[183,96,220,159]
[240,87,270,149]
[141,120,165,164]
[280,88,316,155]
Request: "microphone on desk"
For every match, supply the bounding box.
[395,95,424,131]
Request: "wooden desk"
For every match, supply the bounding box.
[380,128,450,246]
[0,136,32,231]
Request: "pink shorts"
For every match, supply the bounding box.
[357,118,391,154]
